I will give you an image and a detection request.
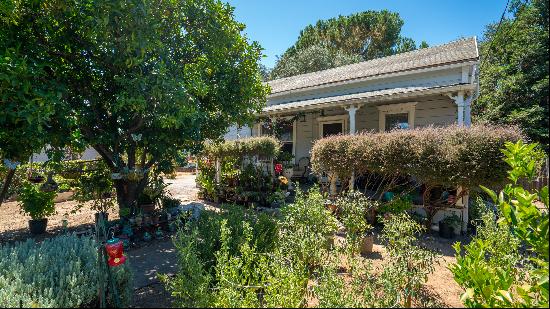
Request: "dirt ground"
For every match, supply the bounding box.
[0,172,196,244]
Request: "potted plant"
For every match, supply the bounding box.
[137,193,155,213]
[339,191,375,254]
[18,183,56,234]
[439,213,462,239]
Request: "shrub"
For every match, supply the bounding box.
[0,234,132,307]
[311,125,523,190]
[17,183,56,219]
[451,141,549,307]
[380,213,440,307]
[278,186,339,268]
[202,136,281,160]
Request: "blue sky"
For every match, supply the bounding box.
[226,0,509,68]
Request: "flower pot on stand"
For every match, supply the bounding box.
[29,218,48,235]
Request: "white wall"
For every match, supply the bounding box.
[224,125,252,140]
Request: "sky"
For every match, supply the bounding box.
[226,0,510,68]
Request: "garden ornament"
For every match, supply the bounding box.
[105,238,126,267]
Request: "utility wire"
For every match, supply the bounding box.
[480,0,512,71]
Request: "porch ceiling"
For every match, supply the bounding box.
[262,83,474,115]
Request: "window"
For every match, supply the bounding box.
[278,122,294,158]
[377,102,417,132]
[322,122,343,137]
[385,113,409,131]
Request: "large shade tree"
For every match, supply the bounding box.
[473,0,548,148]
[3,0,268,210]
[269,10,427,79]
[0,4,74,205]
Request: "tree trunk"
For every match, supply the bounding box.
[0,168,16,207]
[114,175,148,213]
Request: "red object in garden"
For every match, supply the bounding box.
[274,163,283,174]
[105,238,126,267]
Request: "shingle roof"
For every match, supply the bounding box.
[263,83,468,114]
[268,37,478,95]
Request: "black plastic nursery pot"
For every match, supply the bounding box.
[439,221,455,239]
[29,218,48,235]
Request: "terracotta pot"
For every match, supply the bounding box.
[29,219,48,235]
[327,203,338,213]
[359,235,374,254]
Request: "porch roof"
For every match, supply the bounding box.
[262,83,473,115]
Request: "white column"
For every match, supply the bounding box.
[345,104,361,190]
[215,158,221,184]
[448,91,465,126]
[345,105,360,135]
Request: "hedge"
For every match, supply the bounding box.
[311,125,524,189]
[202,136,281,160]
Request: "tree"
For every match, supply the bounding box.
[473,0,549,148]
[269,43,362,80]
[4,0,268,211]
[271,10,425,79]
[0,4,73,205]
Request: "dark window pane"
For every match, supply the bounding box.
[323,123,343,137]
[281,142,293,155]
[279,122,293,141]
[385,113,409,131]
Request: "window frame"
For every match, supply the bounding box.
[377,102,417,132]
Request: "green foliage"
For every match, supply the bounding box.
[474,0,549,148]
[162,205,306,308]
[270,10,425,78]
[0,234,132,307]
[269,43,362,80]
[202,136,281,160]
[311,125,524,189]
[17,183,56,220]
[337,191,373,254]
[2,0,269,210]
[380,213,440,307]
[278,186,339,268]
[73,160,114,213]
[378,196,413,215]
[451,141,549,307]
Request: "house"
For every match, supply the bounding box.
[227,37,480,232]
[249,37,479,164]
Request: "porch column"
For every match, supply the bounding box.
[344,105,361,135]
[345,104,361,190]
[448,91,465,126]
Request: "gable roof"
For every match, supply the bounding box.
[268,37,478,95]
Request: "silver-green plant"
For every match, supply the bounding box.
[0,234,132,307]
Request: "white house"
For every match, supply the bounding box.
[250,37,479,162]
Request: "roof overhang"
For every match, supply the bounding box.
[261,83,475,116]
[268,60,479,98]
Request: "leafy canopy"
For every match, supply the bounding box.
[269,10,428,79]
[473,0,549,148]
[2,0,269,208]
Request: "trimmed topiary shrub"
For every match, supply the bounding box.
[202,136,281,159]
[311,125,524,190]
[0,234,132,307]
